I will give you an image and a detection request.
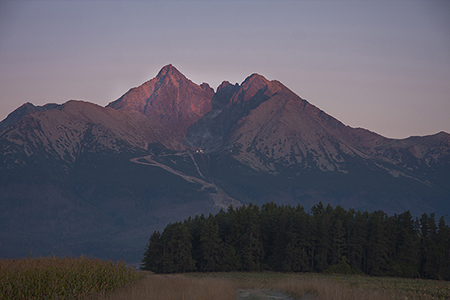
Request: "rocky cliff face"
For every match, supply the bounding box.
[1,65,449,264]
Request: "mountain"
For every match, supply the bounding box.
[186,73,450,213]
[107,64,214,146]
[0,102,60,132]
[1,64,449,263]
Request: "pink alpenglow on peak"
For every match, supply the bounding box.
[107,64,214,140]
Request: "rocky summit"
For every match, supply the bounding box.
[1,64,449,263]
[107,64,214,146]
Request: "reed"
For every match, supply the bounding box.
[0,256,141,300]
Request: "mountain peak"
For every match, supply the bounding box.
[107,64,213,142]
[156,64,181,79]
[242,73,269,88]
[222,73,271,106]
[217,81,232,92]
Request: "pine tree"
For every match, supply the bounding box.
[187,214,206,271]
[366,211,390,276]
[269,206,291,271]
[346,210,357,269]
[420,213,439,279]
[141,231,162,272]
[215,207,232,243]
[240,221,264,271]
[283,213,311,272]
[199,216,222,272]
[383,214,396,274]
[312,203,332,272]
[160,224,175,273]
[330,207,346,265]
[159,222,195,273]
[437,216,450,280]
[392,211,419,278]
[218,242,241,271]
[160,252,173,273]
[260,202,280,270]
[236,204,264,271]
[214,206,242,271]
[172,222,196,273]
[284,205,312,272]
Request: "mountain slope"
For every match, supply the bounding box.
[0,100,222,263]
[186,72,450,176]
[0,102,61,132]
[1,65,449,264]
[186,72,450,213]
[186,73,388,172]
[1,101,157,173]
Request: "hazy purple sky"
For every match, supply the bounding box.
[1,0,449,139]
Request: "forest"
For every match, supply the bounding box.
[141,202,450,280]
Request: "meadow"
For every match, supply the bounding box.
[102,272,450,300]
[1,257,449,300]
[199,272,450,300]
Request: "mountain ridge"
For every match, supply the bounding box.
[1,64,449,263]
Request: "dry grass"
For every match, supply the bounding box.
[101,271,450,300]
[98,273,237,300]
[227,276,394,300]
[189,272,450,300]
[6,256,445,300]
[270,277,401,300]
[0,256,141,300]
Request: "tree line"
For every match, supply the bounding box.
[141,202,450,280]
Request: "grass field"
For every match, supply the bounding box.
[188,272,450,300]
[0,256,141,300]
[100,272,450,300]
[99,274,237,300]
[2,257,449,300]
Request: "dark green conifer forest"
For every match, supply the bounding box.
[141,202,450,280]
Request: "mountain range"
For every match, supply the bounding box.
[1,64,449,264]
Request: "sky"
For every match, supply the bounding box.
[0,0,449,139]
